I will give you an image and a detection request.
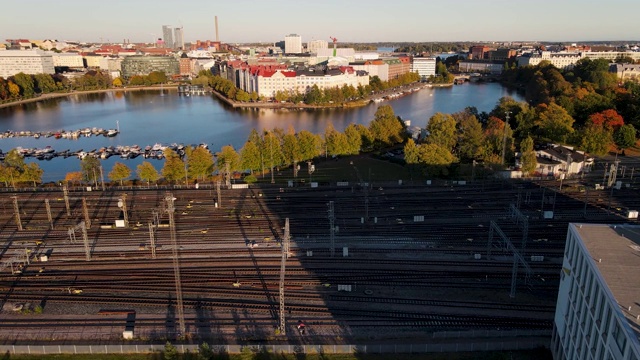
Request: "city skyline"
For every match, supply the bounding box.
[4,0,640,44]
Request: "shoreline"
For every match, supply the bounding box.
[0,85,178,110]
[210,81,449,110]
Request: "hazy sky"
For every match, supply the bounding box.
[5,0,640,44]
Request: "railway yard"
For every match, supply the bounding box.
[0,166,638,345]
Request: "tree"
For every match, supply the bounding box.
[324,123,349,156]
[588,109,624,131]
[369,105,404,147]
[64,171,83,185]
[240,140,262,174]
[80,156,101,185]
[297,130,321,161]
[520,136,537,176]
[108,162,131,186]
[426,113,457,151]
[344,124,363,155]
[217,145,241,180]
[614,124,637,154]
[198,342,213,360]
[580,124,613,156]
[162,148,186,183]
[455,111,485,161]
[282,126,301,170]
[405,141,457,177]
[164,341,178,360]
[21,163,43,186]
[147,71,167,85]
[112,77,123,87]
[7,81,20,98]
[34,73,56,94]
[535,103,574,143]
[12,73,35,97]
[137,161,160,185]
[262,131,284,172]
[187,146,215,181]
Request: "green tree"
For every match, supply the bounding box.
[12,73,35,97]
[580,124,613,156]
[162,148,186,183]
[217,145,241,180]
[136,161,160,185]
[369,105,404,147]
[344,124,363,155]
[108,162,131,186]
[21,162,43,187]
[164,341,178,360]
[614,124,637,154]
[7,81,20,98]
[147,71,167,85]
[324,123,349,156]
[455,111,485,161]
[235,89,250,102]
[240,139,262,174]
[187,146,215,181]
[426,113,457,151]
[405,142,457,177]
[297,130,321,161]
[80,156,101,185]
[535,103,574,143]
[34,73,57,94]
[198,342,213,360]
[282,126,301,171]
[262,131,284,171]
[520,136,537,176]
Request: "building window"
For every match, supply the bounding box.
[612,321,627,352]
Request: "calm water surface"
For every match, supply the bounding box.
[0,83,522,182]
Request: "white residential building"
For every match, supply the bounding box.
[52,53,84,69]
[251,67,369,99]
[0,49,54,78]
[284,34,302,54]
[307,40,328,55]
[518,51,640,70]
[552,223,640,360]
[411,57,436,78]
[535,144,591,177]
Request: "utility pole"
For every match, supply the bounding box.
[119,194,129,227]
[328,201,335,257]
[63,184,71,216]
[279,218,290,335]
[501,111,512,166]
[45,199,53,229]
[99,166,105,191]
[12,196,22,231]
[148,222,156,259]
[216,179,222,208]
[166,193,186,337]
[82,197,91,229]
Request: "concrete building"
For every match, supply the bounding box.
[518,51,640,70]
[0,49,54,78]
[307,40,328,55]
[253,66,369,98]
[384,57,411,80]
[411,57,436,78]
[610,63,640,82]
[98,56,123,79]
[162,25,173,49]
[174,27,184,50]
[52,53,84,69]
[83,54,103,68]
[121,55,179,78]
[350,60,389,81]
[458,60,504,75]
[284,34,302,54]
[552,223,640,360]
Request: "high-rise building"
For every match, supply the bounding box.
[162,25,173,49]
[307,39,328,55]
[174,27,184,50]
[284,34,302,54]
[552,223,640,360]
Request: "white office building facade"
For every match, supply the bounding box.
[552,223,640,360]
[284,34,302,54]
[307,39,328,54]
[0,49,55,78]
[411,57,436,78]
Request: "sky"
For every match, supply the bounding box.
[4,0,640,44]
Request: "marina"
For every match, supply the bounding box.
[0,126,119,140]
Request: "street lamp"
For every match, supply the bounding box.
[501,111,512,166]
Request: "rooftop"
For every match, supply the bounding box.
[575,223,640,340]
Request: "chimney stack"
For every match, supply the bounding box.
[215,16,219,42]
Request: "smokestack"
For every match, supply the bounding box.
[215,16,219,42]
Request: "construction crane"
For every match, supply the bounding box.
[329,36,338,57]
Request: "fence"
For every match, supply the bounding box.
[0,337,550,355]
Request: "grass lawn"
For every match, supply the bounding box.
[254,154,420,185]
